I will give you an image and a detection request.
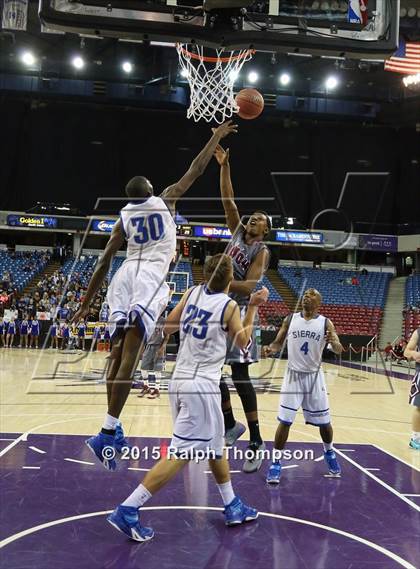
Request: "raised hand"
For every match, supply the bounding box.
[212,120,238,140]
[249,286,269,307]
[214,145,230,166]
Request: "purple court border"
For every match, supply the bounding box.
[1,434,419,569]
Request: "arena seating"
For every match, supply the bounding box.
[61,256,194,308]
[278,267,391,336]
[0,251,50,292]
[256,275,289,328]
[403,274,420,338]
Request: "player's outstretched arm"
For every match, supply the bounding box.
[213,145,241,234]
[160,121,238,213]
[71,221,124,323]
[229,248,269,298]
[404,330,420,362]
[325,319,344,354]
[262,314,292,357]
[163,287,195,336]
[225,287,268,349]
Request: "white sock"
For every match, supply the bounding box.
[413,432,420,443]
[122,484,152,508]
[149,372,161,389]
[102,413,119,431]
[323,442,333,452]
[217,481,235,506]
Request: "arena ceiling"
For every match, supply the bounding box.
[0,1,419,107]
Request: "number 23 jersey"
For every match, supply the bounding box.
[174,285,233,382]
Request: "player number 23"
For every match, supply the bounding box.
[131,214,164,244]
[182,304,212,340]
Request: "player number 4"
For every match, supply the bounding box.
[300,341,309,356]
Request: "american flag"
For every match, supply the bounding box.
[384,41,420,75]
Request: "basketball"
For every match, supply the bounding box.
[235,88,264,120]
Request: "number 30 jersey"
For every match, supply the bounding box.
[106,197,176,342]
[120,197,176,269]
[174,285,233,383]
[287,312,328,373]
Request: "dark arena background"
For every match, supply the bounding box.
[0,1,419,568]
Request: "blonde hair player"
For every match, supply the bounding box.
[107,254,268,541]
[263,288,343,483]
[404,328,420,450]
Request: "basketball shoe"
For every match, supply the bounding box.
[266,461,282,484]
[225,421,246,447]
[409,438,420,450]
[324,449,341,476]
[85,432,117,471]
[107,505,154,542]
[224,496,258,526]
[243,441,266,473]
[147,388,160,399]
[137,385,149,398]
[115,423,131,454]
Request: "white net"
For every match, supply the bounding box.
[176,44,254,124]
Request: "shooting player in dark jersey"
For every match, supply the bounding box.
[214,144,271,473]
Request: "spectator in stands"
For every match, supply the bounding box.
[87,307,98,323]
[60,321,70,350]
[5,317,16,348]
[57,304,70,321]
[19,316,29,348]
[361,268,368,276]
[384,342,393,362]
[50,320,59,349]
[77,319,87,351]
[393,341,407,364]
[0,290,9,309]
[2,270,11,289]
[351,276,360,286]
[29,317,40,349]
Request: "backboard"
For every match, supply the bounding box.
[39,1,400,60]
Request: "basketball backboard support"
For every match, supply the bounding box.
[38,1,400,61]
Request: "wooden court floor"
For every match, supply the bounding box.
[1,348,418,469]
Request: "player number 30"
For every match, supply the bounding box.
[131,213,164,244]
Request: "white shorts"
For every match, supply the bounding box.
[278,368,331,426]
[106,259,170,342]
[169,375,224,460]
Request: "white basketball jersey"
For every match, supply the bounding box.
[174,285,233,382]
[120,196,176,270]
[287,312,328,373]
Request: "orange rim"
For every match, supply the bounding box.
[177,43,255,63]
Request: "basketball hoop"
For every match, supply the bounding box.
[176,43,255,124]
